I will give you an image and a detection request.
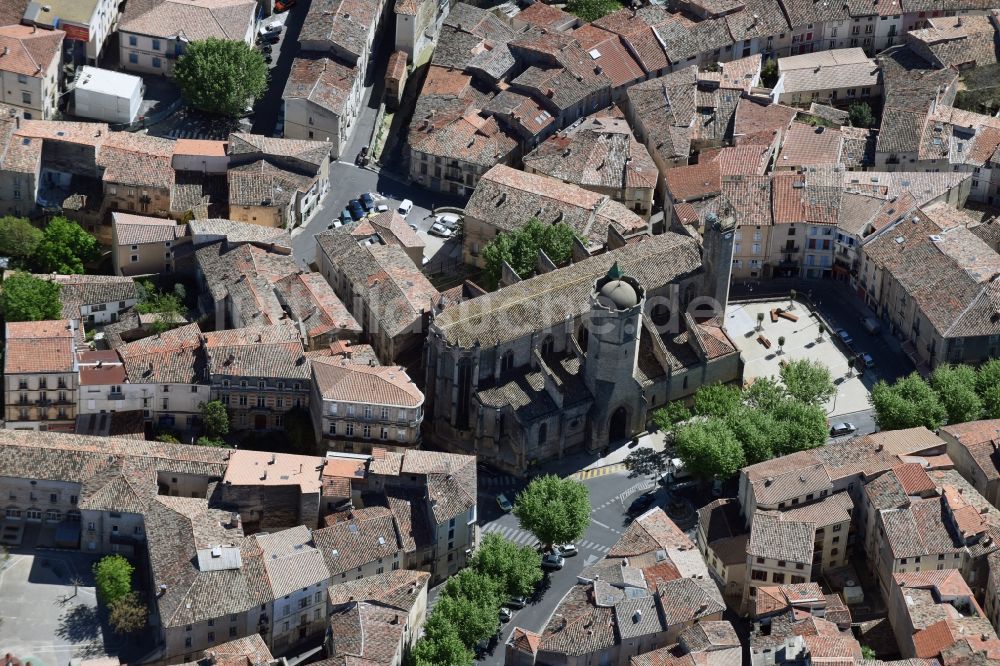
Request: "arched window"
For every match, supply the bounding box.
[578,325,589,352]
[500,350,514,374]
[541,335,554,358]
[538,423,548,445]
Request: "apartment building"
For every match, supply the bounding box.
[314,506,406,582]
[771,48,881,107]
[112,213,186,277]
[4,319,79,431]
[28,273,139,326]
[0,25,64,120]
[203,324,311,432]
[941,419,1000,508]
[310,355,424,453]
[22,0,120,65]
[282,56,363,160]
[118,0,255,76]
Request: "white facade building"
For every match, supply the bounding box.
[73,67,143,124]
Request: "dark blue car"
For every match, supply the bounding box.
[348,200,365,220]
[360,192,375,210]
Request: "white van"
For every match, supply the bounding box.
[397,199,413,216]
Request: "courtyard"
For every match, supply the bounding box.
[0,547,117,666]
[725,299,871,417]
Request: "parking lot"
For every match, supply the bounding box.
[0,549,117,666]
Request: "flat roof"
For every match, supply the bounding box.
[223,449,325,493]
[25,0,100,27]
[75,66,142,96]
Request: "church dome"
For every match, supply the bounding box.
[598,279,639,310]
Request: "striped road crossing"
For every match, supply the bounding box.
[482,523,611,554]
[478,474,521,488]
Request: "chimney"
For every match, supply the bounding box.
[158,583,168,596]
[269,453,276,464]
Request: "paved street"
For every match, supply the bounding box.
[463,468,658,665]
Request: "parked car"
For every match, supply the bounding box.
[830,422,857,437]
[496,493,513,512]
[836,329,853,345]
[260,32,280,44]
[275,0,296,11]
[555,544,578,557]
[435,212,461,229]
[360,192,375,210]
[348,200,365,220]
[628,493,656,515]
[408,222,418,231]
[264,20,283,32]
[861,316,881,335]
[860,353,875,369]
[263,54,273,64]
[398,199,413,215]
[541,553,565,570]
[339,209,353,224]
[376,204,390,213]
[261,45,272,54]
[429,222,452,237]
[499,608,513,623]
[506,596,527,609]
[327,220,343,230]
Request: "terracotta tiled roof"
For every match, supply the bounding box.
[0,24,63,77]
[113,212,183,245]
[665,160,721,202]
[284,56,360,117]
[120,322,205,385]
[274,271,361,340]
[327,568,429,610]
[748,512,815,563]
[734,98,797,146]
[203,324,309,380]
[311,356,422,407]
[314,506,402,577]
[98,131,176,190]
[301,0,379,61]
[120,0,256,41]
[173,139,228,157]
[569,25,644,89]
[5,319,76,374]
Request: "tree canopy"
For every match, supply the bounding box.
[513,474,591,548]
[199,400,229,440]
[0,216,42,267]
[470,532,543,598]
[761,58,779,88]
[929,363,983,425]
[692,383,742,418]
[565,0,622,21]
[870,373,947,431]
[650,401,690,431]
[1,272,61,321]
[780,359,836,406]
[33,216,98,274]
[977,360,1000,419]
[108,592,147,634]
[93,554,133,604]
[481,219,576,289]
[674,419,745,480]
[174,38,268,117]
[849,102,875,128]
[411,613,474,666]
[136,281,185,333]
[623,447,670,482]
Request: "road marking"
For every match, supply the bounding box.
[572,463,626,480]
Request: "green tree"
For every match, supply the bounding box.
[565,0,621,21]
[861,646,877,660]
[471,532,543,598]
[692,383,742,418]
[444,568,505,611]
[93,554,133,604]
[33,216,98,274]
[199,400,229,439]
[780,359,836,406]
[481,219,576,288]
[1,272,61,321]
[675,418,745,481]
[433,589,499,647]
[107,591,147,634]
[761,58,779,88]
[929,363,982,425]
[725,408,779,465]
[623,447,670,483]
[977,360,1000,419]
[136,281,185,334]
[173,38,268,117]
[849,102,875,128]
[744,376,786,412]
[156,432,179,443]
[411,614,474,666]
[195,436,228,448]
[0,216,42,267]
[650,402,690,431]
[769,400,828,455]
[513,475,590,549]
[870,373,947,431]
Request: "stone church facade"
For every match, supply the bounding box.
[423,219,743,475]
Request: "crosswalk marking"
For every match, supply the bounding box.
[572,463,627,480]
[480,524,611,553]
[479,475,521,488]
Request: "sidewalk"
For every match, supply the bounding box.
[536,430,671,479]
